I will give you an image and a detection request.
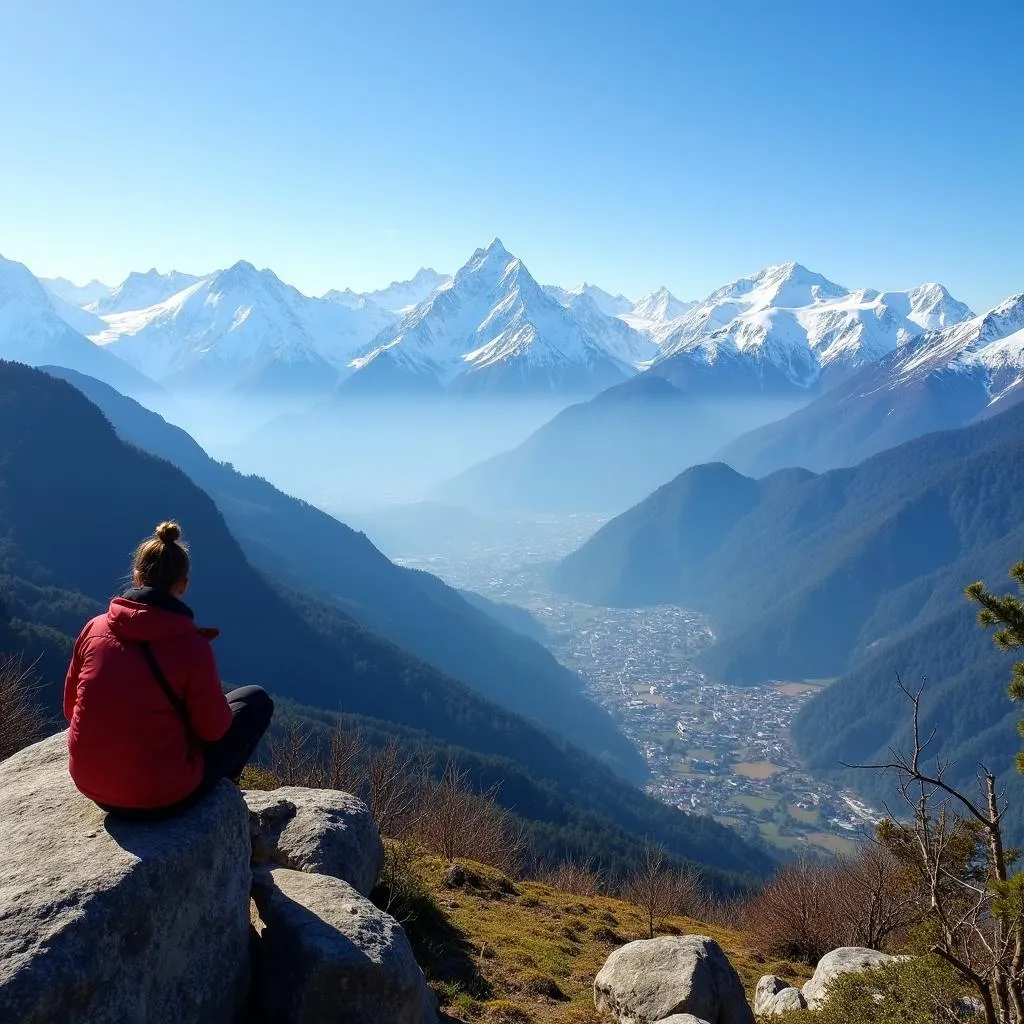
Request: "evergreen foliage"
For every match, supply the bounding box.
[967,562,1024,766]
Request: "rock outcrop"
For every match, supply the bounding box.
[0,733,252,1024]
[245,786,384,897]
[251,867,436,1024]
[802,947,898,1009]
[594,934,754,1024]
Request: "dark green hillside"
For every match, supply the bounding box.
[0,362,771,878]
[47,366,642,779]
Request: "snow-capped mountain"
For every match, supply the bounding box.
[90,269,203,315]
[544,282,633,318]
[42,276,111,307]
[650,262,974,394]
[718,291,1024,478]
[93,261,390,393]
[627,287,695,325]
[0,256,157,398]
[342,239,639,396]
[361,268,451,313]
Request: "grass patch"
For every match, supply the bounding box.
[733,761,782,780]
[731,793,778,813]
[409,854,791,1023]
[805,832,858,856]
[788,803,819,825]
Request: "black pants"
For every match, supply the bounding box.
[100,685,274,821]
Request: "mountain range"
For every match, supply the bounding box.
[23,249,978,418]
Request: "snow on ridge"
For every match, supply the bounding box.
[894,293,1024,391]
[651,262,975,390]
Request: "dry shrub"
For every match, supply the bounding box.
[415,762,529,875]
[743,847,922,963]
[267,721,323,787]
[269,722,528,875]
[540,857,605,897]
[622,840,706,938]
[0,656,46,762]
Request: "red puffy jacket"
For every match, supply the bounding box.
[64,593,233,809]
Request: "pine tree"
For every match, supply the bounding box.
[966,561,1024,769]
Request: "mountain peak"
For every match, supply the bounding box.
[484,237,509,256]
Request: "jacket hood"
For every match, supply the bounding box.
[107,589,202,644]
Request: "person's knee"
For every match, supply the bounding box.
[250,686,274,727]
[228,685,274,728]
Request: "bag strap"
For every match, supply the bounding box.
[138,641,197,743]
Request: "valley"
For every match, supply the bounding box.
[378,512,877,858]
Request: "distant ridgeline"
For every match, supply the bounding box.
[553,398,1024,840]
[0,361,772,882]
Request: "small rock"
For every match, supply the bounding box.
[594,934,754,1024]
[441,862,468,889]
[245,786,383,896]
[651,1017,712,1024]
[802,947,898,1009]
[761,987,806,1015]
[754,976,789,1015]
[251,866,435,1024]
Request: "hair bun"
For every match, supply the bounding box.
[155,520,181,545]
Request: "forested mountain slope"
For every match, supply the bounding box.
[47,367,641,778]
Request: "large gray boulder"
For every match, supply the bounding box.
[251,866,436,1024]
[0,732,252,1024]
[245,786,384,897]
[802,947,898,1009]
[594,935,754,1024]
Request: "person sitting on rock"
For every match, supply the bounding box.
[63,520,274,819]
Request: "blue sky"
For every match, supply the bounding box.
[1,0,1021,311]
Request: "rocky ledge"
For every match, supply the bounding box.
[0,732,435,1024]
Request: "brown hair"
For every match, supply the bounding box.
[132,521,191,591]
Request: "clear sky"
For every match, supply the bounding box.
[1,0,1021,311]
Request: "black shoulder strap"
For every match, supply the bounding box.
[139,641,197,743]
